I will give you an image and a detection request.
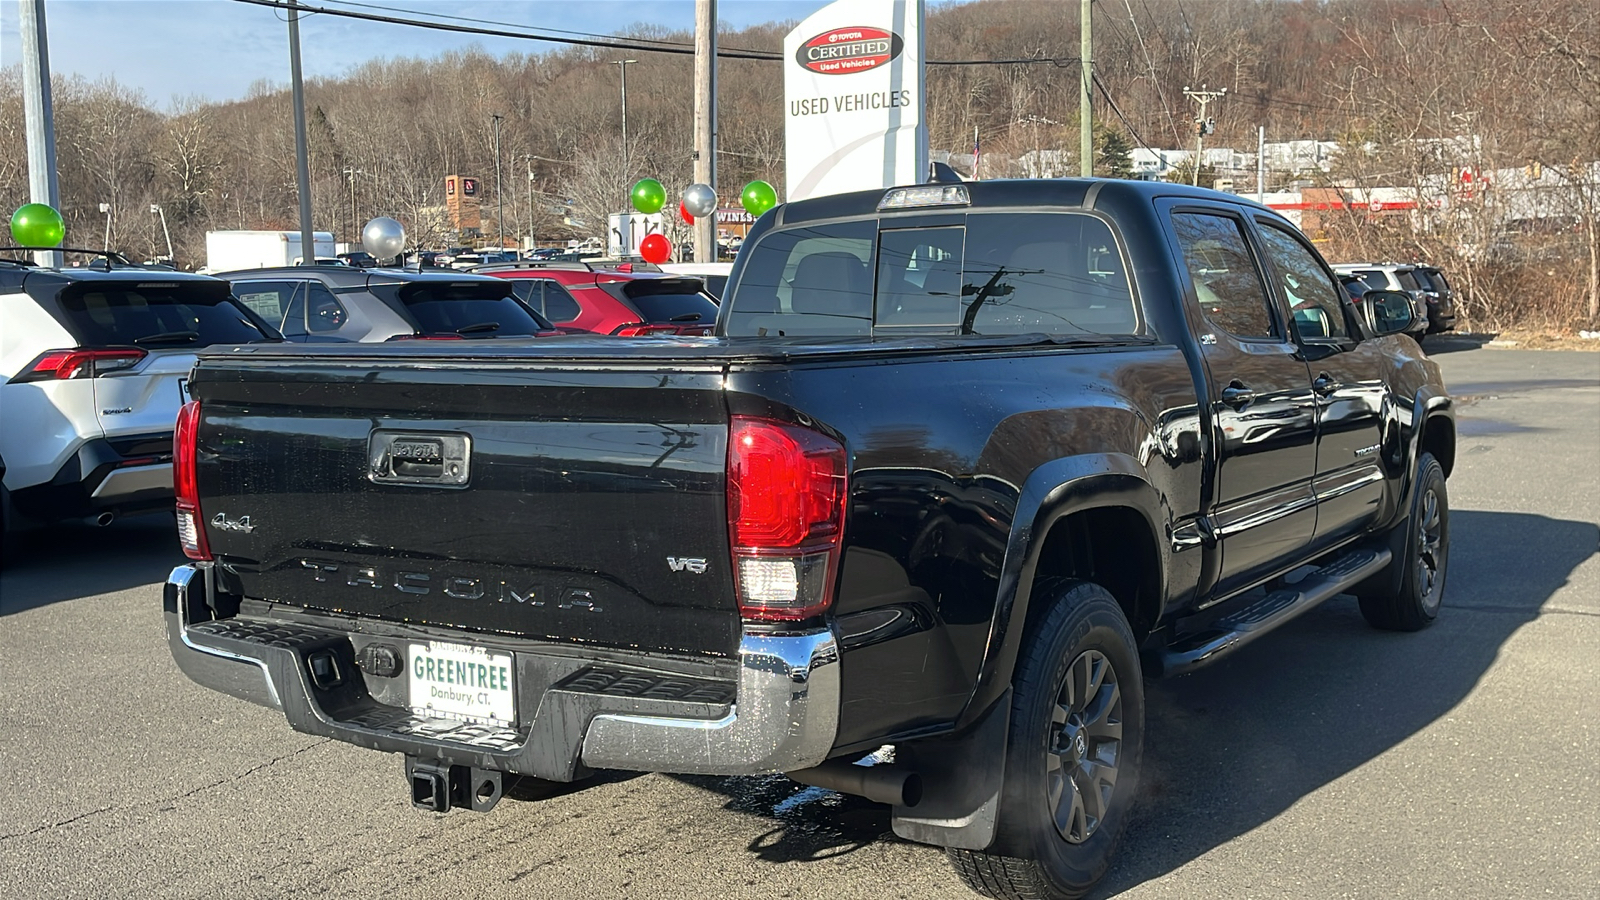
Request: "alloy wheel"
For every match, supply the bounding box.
[1046,649,1124,844]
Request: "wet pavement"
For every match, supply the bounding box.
[1,341,1596,899]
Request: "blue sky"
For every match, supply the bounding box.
[0,0,836,105]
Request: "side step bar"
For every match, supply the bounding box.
[1155,546,1392,677]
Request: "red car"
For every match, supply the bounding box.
[484,262,719,336]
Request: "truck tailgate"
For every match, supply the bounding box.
[193,357,739,657]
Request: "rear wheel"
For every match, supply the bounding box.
[1358,452,1449,631]
[947,581,1144,900]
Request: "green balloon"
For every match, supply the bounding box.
[11,203,65,247]
[741,180,778,217]
[631,178,667,214]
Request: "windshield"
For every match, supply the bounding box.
[372,280,551,337]
[52,281,276,347]
[596,278,720,324]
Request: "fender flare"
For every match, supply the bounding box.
[956,452,1168,730]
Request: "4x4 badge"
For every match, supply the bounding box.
[211,513,255,533]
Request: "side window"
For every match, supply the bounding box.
[235,281,306,337]
[1256,223,1348,340]
[962,213,1137,335]
[508,279,541,314]
[541,281,582,322]
[875,227,965,330]
[1171,212,1276,339]
[1353,269,1388,292]
[304,282,346,333]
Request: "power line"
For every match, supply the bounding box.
[229,0,778,59]
[1125,0,1185,146]
[1093,72,1152,154]
[233,0,1090,68]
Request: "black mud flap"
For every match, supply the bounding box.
[406,757,503,813]
[890,688,1011,851]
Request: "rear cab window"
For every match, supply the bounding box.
[371,279,551,337]
[724,212,1139,338]
[52,279,276,348]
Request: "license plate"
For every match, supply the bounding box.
[178,377,189,403]
[408,641,515,725]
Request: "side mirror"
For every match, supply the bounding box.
[1365,289,1416,336]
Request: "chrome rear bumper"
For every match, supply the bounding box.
[164,564,840,779]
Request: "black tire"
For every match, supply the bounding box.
[1358,452,1449,631]
[947,581,1144,900]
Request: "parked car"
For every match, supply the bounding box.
[658,261,735,300]
[222,265,557,342]
[0,249,279,537]
[478,261,720,335]
[1331,263,1431,342]
[337,251,378,268]
[166,178,1452,900]
[1409,265,1459,335]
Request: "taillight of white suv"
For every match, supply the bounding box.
[6,348,146,382]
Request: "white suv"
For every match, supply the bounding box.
[0,253,278,543]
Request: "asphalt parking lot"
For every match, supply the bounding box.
[2,339,1596,900]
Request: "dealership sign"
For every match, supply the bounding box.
[784,0,927,202]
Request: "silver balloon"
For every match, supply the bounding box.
[361,216,406,260]
[682,183,718,219]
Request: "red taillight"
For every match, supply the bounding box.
[174,399,211,561]
[727,417,847,621]
[8,348,146,383]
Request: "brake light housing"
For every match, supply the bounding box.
[7,348,146,383]
[727,417,848,621]
[174,399,211,561]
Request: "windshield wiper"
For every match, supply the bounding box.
[133,330,199,345]
[455,322,501,334]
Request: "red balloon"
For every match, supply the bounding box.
[679,200,695,225]
[639,233,672,264]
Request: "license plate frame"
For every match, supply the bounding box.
[407,641,516,726]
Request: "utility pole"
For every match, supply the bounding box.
[20,0,62,267]
[342,166,361,240]
[1182,85,1226,187]
[99,203,112,250]
[286,0,315,264]
[491,114,504,250]
[613,60,638,189]
[1257,125,1266,202]
[693,0,717,263]
[1079,0,1092,177]
[151,204,174,262]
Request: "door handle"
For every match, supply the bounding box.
[1221,382,1255,409]
[1312,373,1340,397]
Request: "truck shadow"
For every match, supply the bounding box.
[0,515,185,616]
[1099,508,1597,895]
[674,772,896,863]
[672,510,1595,883]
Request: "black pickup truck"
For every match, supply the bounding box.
[165,179,1453,900]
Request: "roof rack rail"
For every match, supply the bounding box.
[0,246,138,270]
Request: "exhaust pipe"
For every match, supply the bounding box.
[786,761,923,807]
[95,512,115,527]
